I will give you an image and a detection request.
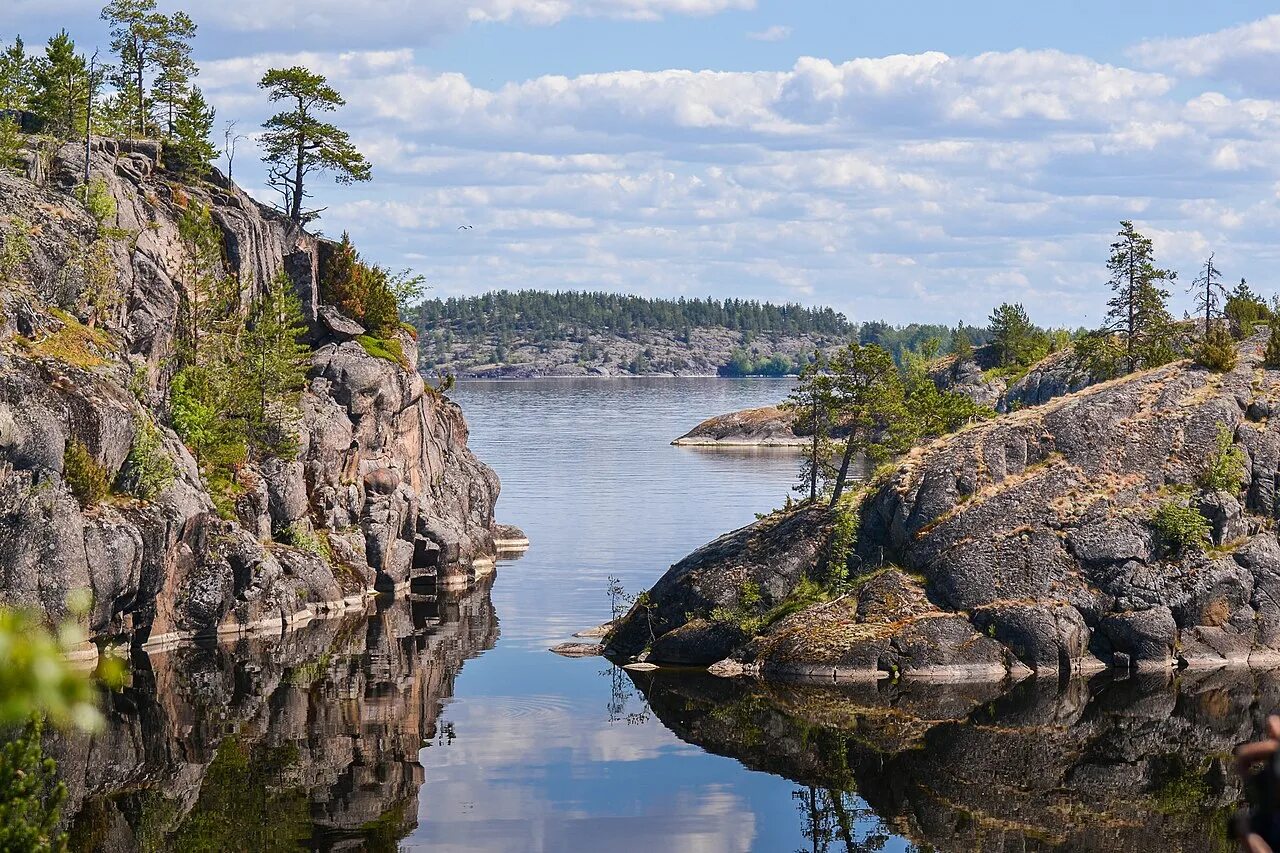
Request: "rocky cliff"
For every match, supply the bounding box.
[0,139,512,652]
[609,334,1280,682]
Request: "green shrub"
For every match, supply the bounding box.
[116,416,177,501]
[80,178,116,228]
[0,217,33,282]
[826,493,861,588]
[1151,501,1211,555]
[63,440,109,508]
[1265,320,1280,369]
[278,523,331,561]
[1195,324,1237,372]
[1198,423,1245,493]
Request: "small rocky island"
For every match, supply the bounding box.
[608,334,1280,681]
[0,139,521,655]
[671,406,806,447]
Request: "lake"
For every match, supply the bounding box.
[53,378,1253,851]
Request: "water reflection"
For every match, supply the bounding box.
[52,580,497,851]
[634,669,1256,852]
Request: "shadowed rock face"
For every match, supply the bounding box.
[0,140,508,644]
[634,668,1263,852]
[46,579,498,852]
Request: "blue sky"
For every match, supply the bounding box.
[10,1,1280,326]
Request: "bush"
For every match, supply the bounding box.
[1198,423,1245,494]
[278,524,331,561]
[63,440,109,508]
[80,178,116,228]
[1265,321,1280,369]
[116,416,176,501]
[1151,501,1210,555]
[1195,324,1237,372]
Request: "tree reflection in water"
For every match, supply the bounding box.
[632,667,1262,852]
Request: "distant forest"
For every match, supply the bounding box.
[412,290,997,375]
[413,290,853,337]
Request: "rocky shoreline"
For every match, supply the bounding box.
[602,334,1280,683]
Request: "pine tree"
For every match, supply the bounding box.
[149,11,197,135]
[0,116,22,173]
[988,303,1036,368]
[244,272,311,457]
[102,0,183,139]
[30,31,89,140]
[1188,252,1226,335]
[320,232,369,320]
[1225,278,1269,336]
[1265,318,1280,370]
[0,36,35,112]
[168,85,216,177]
[1196,323,1238,372]
[826,342,905,505]
[258,66,371,224]
[949,326,973,370]
[1103,221,1175,373]
[786,358,835,502]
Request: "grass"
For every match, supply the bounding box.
[15,309,114,368]
[356,333,408,368]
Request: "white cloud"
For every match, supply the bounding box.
[1130,15,1280,94]
[746,25,791,42]
[190,20,1280,326]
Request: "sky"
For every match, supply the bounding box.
[9,1,1280,327]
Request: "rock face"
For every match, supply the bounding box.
[635,668,1258,852]
[671,405,806,447]
[610,335,1280,681]
[48,579,498,849]
[0,138,510,646]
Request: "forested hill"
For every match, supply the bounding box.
[412,290,987,378]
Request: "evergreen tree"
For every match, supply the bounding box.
[320,232,369,320]
[168,85,216,176]
[244,272,311,457]
[258,66,371,225]
[175,202,234,369]
[1103,221,1175,373]
[1196,323,1238,372]
[0,36,35,112]
[826,342,905,505]
[0,116,22,173]
[1265,317,1280,370]
[149,11,197,135]
[1188,252,1226,335]
[1225,278,1269,336]
[31,31,89,140]
[988,303,1036,368]
[949,326,973,367]
[102,0,182,139]
[786,358,836,502]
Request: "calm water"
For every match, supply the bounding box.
[56,378,1255,851]
[417,377,884,852]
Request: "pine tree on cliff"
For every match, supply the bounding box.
[826,342,905,505]
[786,357,835,502]
[168,86,216,177]
[1188,252,1226,335]
[244,272,311,457]
[30,31,89,140]
[102,0,184,139]
[258,67,371,226]
[1225,278,1269,335]
[0,36,35,112]
[1103,221,1175,373]
[987,303,1036,368]
[148,11,197,136]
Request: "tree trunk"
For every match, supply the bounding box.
[829,432,857,505]
[808,397,819,502]
[290,95,306,224]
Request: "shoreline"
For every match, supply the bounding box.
[452,373,798,383]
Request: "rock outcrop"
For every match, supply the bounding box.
[609,335,1280,681]
[671,405,807,447]
[0,138,512,648]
